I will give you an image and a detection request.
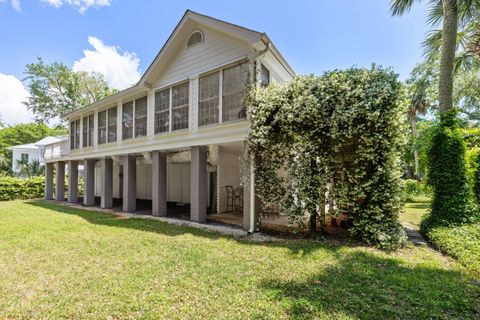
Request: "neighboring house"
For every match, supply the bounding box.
[43,10,295,231]
[8,136,66,174]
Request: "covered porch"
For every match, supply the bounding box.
[44,141,266,231]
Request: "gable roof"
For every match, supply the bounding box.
[7,136,67,151]
[63,10,294,119]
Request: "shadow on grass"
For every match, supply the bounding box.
[406,202,430,209]
[22,200,480,318]
[262,250,480,319]
[25,200,348,256]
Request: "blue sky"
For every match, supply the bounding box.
[0,0,429,124]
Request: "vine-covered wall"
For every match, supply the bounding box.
[247,66,407,250]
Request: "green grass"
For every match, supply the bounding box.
[400,202,430,229]
[0,200,479,319]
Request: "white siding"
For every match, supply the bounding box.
[11,149,42,173]
[152,26,254,89]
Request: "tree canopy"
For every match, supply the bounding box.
[23,57,117,122]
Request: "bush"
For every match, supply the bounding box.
[0,176,45,201]
[403,179,431,202]
[248,66,407,250]
[425,222,480,275]
[422,110,477,230]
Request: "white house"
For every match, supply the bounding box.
[43,10,294,231]
[8,136,66,174]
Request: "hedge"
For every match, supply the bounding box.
[0,176,45,201]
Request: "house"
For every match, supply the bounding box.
[43,10,294,231]
[8,136,67,174]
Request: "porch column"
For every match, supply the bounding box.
[84,159,95,206]
[152,151,167,217]
[243,146,260,232]
[191,146,207,222]
[55,161,65,201]
[45,162,54,200]
[100,157,113,208]
[67,160,79,203]
[123,154,136,212]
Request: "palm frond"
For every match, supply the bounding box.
[426,0,444,26]
[390,0,418,16]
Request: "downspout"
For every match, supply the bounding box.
[247,38,270,233]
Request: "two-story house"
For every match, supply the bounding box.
[43,10,294,231]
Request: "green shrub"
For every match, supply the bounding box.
[422,110,477,230]
[425,222,480,275]
[403,179,431,202]
[0,176,45,201]
[248,67,407,250]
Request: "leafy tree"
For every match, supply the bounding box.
[16,159,44,178]
[404,62,437,179]
[0,122,66,174]
[24,57,116,122]
[391,0,480,114]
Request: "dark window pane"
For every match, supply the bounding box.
[70,121,75,149]
[155,89,170,133]
[82,116,88,147]
[88,115,94,146]
[75,119,80,149]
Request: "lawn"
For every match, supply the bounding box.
[401,202,480,276]
[0,201,479,319]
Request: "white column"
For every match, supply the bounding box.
[243,144,260,232]
[123,154,136,212]
[84,159,95,206]
[100,157,113,208]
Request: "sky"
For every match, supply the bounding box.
[0,0,430,125]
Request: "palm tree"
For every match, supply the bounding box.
[391,0,480,114]
[405,66,432,179]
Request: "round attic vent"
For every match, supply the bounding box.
[187,30,204,48]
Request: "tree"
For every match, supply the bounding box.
[23,57,116,122]
[391,0,480,114]
[16,159,44,178]
[404,62,436,179]
[0,122,66,175]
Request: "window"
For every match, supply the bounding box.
[88,115,94,147]
[199,72,220,126]
[187,30,203,48]
[122,101,134,140]
[172,82,189,130]
[222,62,249,122]
[70,121,75,149]
[82,115,94,147]
[155,88,170,133]
[70,120,80,149]
[21,153,28,162]
[98,110,107,144]
[261,64,270,87]
[75,119,80,149]
[82,116,88,147]
[108,107,117,143]
[135,96,147,137]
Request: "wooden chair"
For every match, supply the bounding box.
[225,185,234,212]
[233,187,243,215]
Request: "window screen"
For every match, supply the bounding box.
[135,96,147,137]
[74,119,80,149]
[70,121,75,150]
[222,62,249,122]
[155,88,170,134]
[199,72,219,126]
[172,82,189,131]
[88,115,94,147]
[261,64,270,87]
[108,107,117,143]
[98,111,107,145]
[122,101,134,140]
[82,116,88,147]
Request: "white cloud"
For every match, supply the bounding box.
[41,0,111,13]
[73,36,141,90]
[11,0,20,11]
[0,74,34,125]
